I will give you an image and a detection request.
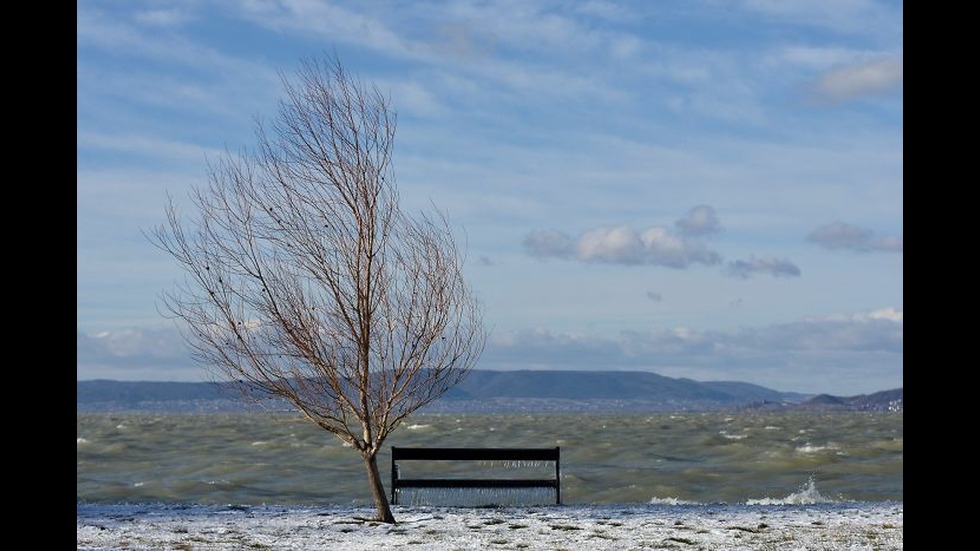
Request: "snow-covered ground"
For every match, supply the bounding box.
[77,502,902,550]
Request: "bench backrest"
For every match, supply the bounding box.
[390,446,561,505]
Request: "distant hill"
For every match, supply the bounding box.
[453,370,790,402]
[793,388,903,412]
[77,380,228,403]
[76,380,247,412]
[701,380,809,403]
[78,370,822,413]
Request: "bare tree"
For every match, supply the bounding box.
[152,56,485,524]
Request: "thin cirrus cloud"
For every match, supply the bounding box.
[726,256,801,279]
[809,56,903,103]
[807,221,903,253]
[134,8,191,27]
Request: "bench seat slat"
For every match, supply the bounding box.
[395,478,558,489]
[392,447,559,461]
[391,446,561,505]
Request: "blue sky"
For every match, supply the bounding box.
[77,0,903,394]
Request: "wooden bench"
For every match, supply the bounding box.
[390,447,561,505]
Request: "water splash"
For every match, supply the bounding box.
[795,442,839,454]
[648,496,697,505]
[746,477,835,505]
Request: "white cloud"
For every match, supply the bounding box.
[238,1,409,59]
[572,1,633,23]
[525,206,724,268]
[738,0,901,36]
[431,22,497,60]
[76,0,905,386]
[675,205,721,236]
[871,236,903,252]
[638,227,722,268]
[808,221,871,249]
[483,308,903,393]
[232,0,628,103]
[77,329,198,380]
[76,132,218,163]
[77,8,276,82]
[526,224,721,268]
[441,0,601,54]
[863,307,903,323]
[774,46,868,70]
[578,226,646,264]
[610,35,642,58]
[524,229,575,259]
[726,256,801,279]
[78,307,903,392]
[807,221,903,253]
[811,57,903,102]
[374,79,447,118]
[77,6,280,122]
[135,8,191,27]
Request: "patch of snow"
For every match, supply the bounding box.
[77,502,903,550]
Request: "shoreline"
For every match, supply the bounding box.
[78,502,903,550]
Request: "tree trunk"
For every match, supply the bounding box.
[364,452,395,523]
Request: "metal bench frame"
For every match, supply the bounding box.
[390,447,561,505]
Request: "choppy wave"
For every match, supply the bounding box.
[747,478,835,505]
[795,442,840,454]
[648,496,697,505]
[78,412,902,505]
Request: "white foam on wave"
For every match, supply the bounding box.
[77,437,90,445]
[796,442,838,454]
[649,496,697,505]
[406,424,431,431]
[746,478,835,505]
[719,431,747,440]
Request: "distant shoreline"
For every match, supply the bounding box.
[76,376,902,413]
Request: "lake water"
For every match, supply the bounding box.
[76,412,902,505]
